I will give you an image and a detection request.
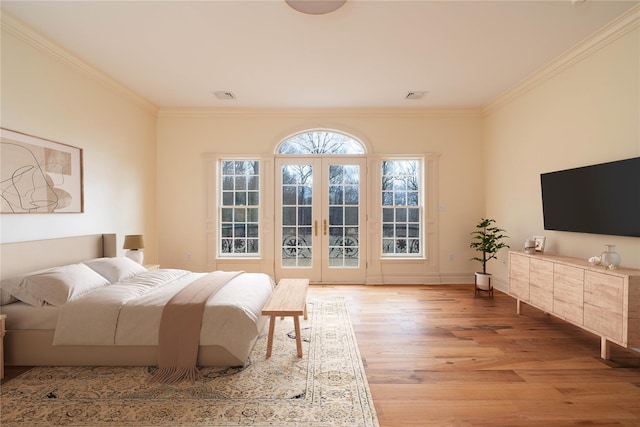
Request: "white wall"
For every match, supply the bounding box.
[4,10,637,285]
[0,18,159,261]
[484,24,640,289]
[156,110,485,281]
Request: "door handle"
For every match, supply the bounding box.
[323,219,328,235]
[314,220,318,236]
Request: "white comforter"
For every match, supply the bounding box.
[53,269,274,361]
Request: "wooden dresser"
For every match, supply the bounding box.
[508,251,640,359]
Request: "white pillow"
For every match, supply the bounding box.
[14,263,110,307]
[83,257,147,283]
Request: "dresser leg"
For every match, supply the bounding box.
[600,337,611,360]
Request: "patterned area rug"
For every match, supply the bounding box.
[0,297,379,426]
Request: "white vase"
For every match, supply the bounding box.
[475,272,492,290]
[125,249,144,265]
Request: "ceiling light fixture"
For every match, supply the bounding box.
[213,91,236,100]
[405,91,427,100]
[286,0,346,15]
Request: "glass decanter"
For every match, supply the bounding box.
[601,245,621,268]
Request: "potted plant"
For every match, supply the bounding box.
[470,218,510,292]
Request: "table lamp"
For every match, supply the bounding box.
[123,234,145,264]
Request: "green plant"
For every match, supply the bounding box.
[470,218,510,274]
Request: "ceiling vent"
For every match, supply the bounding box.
[405,91,427,100]
[213,91,236,100]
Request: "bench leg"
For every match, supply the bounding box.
[266,315,276,358]
[294,315,303,358]
[304,302,308,320]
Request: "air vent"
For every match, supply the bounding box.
[213,91,236,100]
[405,91,427,100]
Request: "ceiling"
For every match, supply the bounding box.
[1,1,637,109]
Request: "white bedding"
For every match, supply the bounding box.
[54,269,274,361]
[1,302,59,329]
[12,269,274,363]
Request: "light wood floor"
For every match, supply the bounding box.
[3,284,639,426]
[308,284,640,427]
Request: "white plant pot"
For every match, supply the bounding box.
[475,272,492,290]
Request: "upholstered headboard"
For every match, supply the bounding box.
[0,234,116,280]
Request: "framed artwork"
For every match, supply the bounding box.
[1,128,84,213]
[533,235,546,253]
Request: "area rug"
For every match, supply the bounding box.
[0,297,379,427]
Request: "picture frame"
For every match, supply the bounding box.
[1,128,84,213]
[533,235,546,253]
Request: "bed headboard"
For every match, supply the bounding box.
[0,234,116,280]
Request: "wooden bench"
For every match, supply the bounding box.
[261,278,309,358]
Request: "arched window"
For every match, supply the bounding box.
[277,130,365,155]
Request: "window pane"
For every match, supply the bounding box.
[248,161,259,174]
[234,192,246,206]
[247,208,259,222]
[222,161,234,175]
[345,186,359,205]
[221,208,233,222]
[299,186,312,205]
[282,187,296,205]
[345,207,358,225]
[248,176,259,191]
[219,159,260,256]
[344,166,360,184]
[408,208,420,222]
[234,208,246,222]
[282,207,296,225]
[382,208,394,223]
[381,159,422,257]
[222,176,234,191]
[407,192,419,206]
[298,207,312,226]
[329,187,343,205]
[278,131,365,154]
[235,176,246,190]
[329,206,343,225]
[234,161,246,175]
[382,192,393,206]
[247,191,259,205]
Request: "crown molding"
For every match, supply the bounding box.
[483,4,640,116]
[1,12,158,115]
[157,107,483,119]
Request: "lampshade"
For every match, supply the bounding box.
[123,235,145,250]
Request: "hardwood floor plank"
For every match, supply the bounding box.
[3,284,639,426]
[309,284,640,427]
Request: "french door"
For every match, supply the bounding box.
[275,157,366,283]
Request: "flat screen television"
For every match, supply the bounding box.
[540,157,640,237]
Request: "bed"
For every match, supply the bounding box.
[0,234,274,367]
